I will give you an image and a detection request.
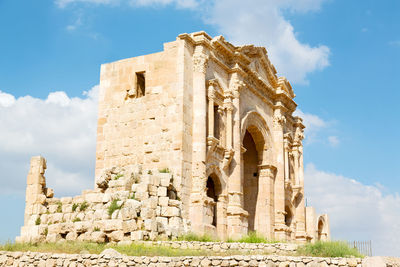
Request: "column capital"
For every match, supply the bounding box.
[193,52,209,73]
[258,164,277,179]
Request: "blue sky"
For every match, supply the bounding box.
[0,0,399,256]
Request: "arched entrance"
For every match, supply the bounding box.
[243,130,260,231]
[317,217,327,241]
[205,173,225,238]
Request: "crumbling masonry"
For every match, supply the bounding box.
[17,31,330,243]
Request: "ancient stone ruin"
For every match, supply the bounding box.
[17,31,330,244]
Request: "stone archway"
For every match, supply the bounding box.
[243,130,259,231]
[317,216,327,241]
[241,110,274,235]
[205,173,226,239]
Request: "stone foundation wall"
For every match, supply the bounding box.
[0,251,364,267]
[17,157,189,243]
[138,241,298,254]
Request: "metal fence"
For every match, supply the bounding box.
[348,240,372,256]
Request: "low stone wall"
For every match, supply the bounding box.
[18,157,189,243]
[0,251,363,267]
[139,241,298,254]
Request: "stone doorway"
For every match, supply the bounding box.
[205,174,225,238]
[243,130,260,232]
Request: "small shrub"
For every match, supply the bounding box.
[176,232,216,242]
[129,193,135,200]
[72,203,78,212]
[114,173,124,180]
[159,168,170,173]
[297,241,363,258]
[93,227,100,232]
[227,231,270,243]
[35,217,41,226]
[72,217,81,222]
[80,201,89,211]
[108,199,122,217]
[44,228,48,236]
[147,170,152,175]
[56,202,62,213]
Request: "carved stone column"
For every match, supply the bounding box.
[208,85,215,139]
[227,75,247,238]
[284,137,291,183]
[292,148,300,185]
[256,164,277,239]
[224,92,233,150]
[190,46,209,234]
[272,105,287,240]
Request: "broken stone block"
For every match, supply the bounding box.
[161,207,180,217]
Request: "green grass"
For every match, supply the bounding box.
[72,203,78,212]
[35,217,41,226]
[72,217,81,222]
[79,201,89,212]
[114,173,124,180]
[175,232,217,242]
[297,241,363,258]
[56,202,62,213]
[108,199,122,217]
[159,168,170,173]
[0,241,244,257]
[227,232,278,243]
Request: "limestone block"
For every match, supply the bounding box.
[158,197,169,207]
[157,187,167,197]
[131,231,145,241]
[120,207,133,221]
[60,197,73,204]
[91,231,106,243]
[85,193,103,203]
[168,200,181,208]
[125,199,141,210]
[135,191,149,201]
[141,207,155,219]
[131,184,139,192]
[46,233,60,243]
[159,174,171,187]
[111,210,120,219]
[144,219,157,232]
[44,188,54,198]
[122,220,137,232]
[66,232,78,241]
[148,185,158,196]
[101,219,123,232]
[94,209,104,220]
[156,217,168,233]
[168,217,182,230]
[74,221,90,233]
[102,193,112,203]
[109,231,124,242]
[52,213,63,224]
[32,204,47,214]
[161,207,180,217]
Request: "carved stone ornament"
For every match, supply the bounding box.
[273,114,286,128]
[193,53,209,73]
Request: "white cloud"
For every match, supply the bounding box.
[131,0,200,9]
[0,86,99,197]
[55,0,330,84]
[56,0,119,8]
[305,163,400,256]
[0,91,16,107]
[205,0,330,84]
[327,135,339,147]
[294,109,333,145]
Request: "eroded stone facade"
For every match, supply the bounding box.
[17,31,330,243]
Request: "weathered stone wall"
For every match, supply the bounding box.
[17,157,189,243]
[0,251,364,267]
[138,241,298,254]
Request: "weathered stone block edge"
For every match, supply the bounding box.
[0,250,365,267]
